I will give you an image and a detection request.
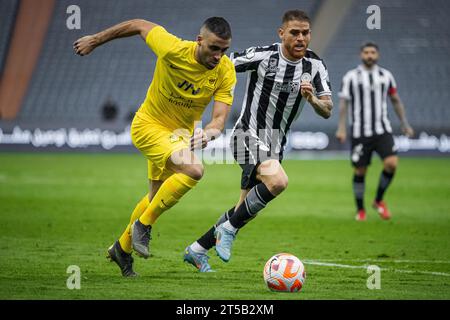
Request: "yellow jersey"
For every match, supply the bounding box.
[137,26,236,133]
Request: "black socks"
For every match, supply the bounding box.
[353,174,365,210]
[376,170,395,202]
[228,183,276,229]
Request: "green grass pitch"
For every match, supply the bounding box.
[0,153,449,299]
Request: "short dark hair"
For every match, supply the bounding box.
[202,17,232,40]
[361,42,379,51]
[282,10,311,25]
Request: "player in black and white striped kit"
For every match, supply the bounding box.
[336,42,414,221]
[183,10,333,272]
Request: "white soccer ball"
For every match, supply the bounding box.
[263,253,306,292]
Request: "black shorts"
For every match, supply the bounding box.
[350,133,397,167]
[230,132,282,190]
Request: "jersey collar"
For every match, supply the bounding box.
[358,64,379,73]
[278,43,303,64]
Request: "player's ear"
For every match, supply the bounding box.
[278,27,284,40]
[196,35,203,46]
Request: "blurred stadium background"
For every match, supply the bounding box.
[1,0,450,300]
[0,0,449,156]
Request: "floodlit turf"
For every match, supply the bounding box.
[0,153,449,299]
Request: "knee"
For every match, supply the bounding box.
[266,173,288,195]
[184,164,204,181]
[384,157,398,173]
[355,167,367,176]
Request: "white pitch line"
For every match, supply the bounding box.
[304,260,450,277]
[307,258,450,264]
[391,269,450,277]
[304,261,367,270]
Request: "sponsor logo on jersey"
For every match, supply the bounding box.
[169,64,182,70]
[178,80,200,95]
[301,72,312,83]
[266,57,279,74]
[245,47,256,59]
[208,78,217,85]
[274,81,300,93]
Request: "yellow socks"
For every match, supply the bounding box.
[119,193,150,253]
[117,173,198,253]
[138,173,198,226]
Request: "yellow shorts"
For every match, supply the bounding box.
[131,112,190,181]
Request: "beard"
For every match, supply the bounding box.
[285,44,306,60]
[362,58,377,67]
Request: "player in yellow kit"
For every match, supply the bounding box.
[74,17,236,276]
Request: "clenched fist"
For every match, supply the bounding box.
[300,81,314,102]
[190,128,208,150]
[73,35,98,56]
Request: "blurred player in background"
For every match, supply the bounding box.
[74,17,236,276]
[184,10,333,272]
[335,42,414,221]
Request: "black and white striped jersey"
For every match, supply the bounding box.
[339,64,397,139]
[229,44,331,154]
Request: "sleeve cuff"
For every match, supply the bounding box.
[317,91,332,97]
[213,98,233,106]
[338,92,350,100]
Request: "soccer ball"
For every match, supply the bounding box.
[263,253,306,292]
